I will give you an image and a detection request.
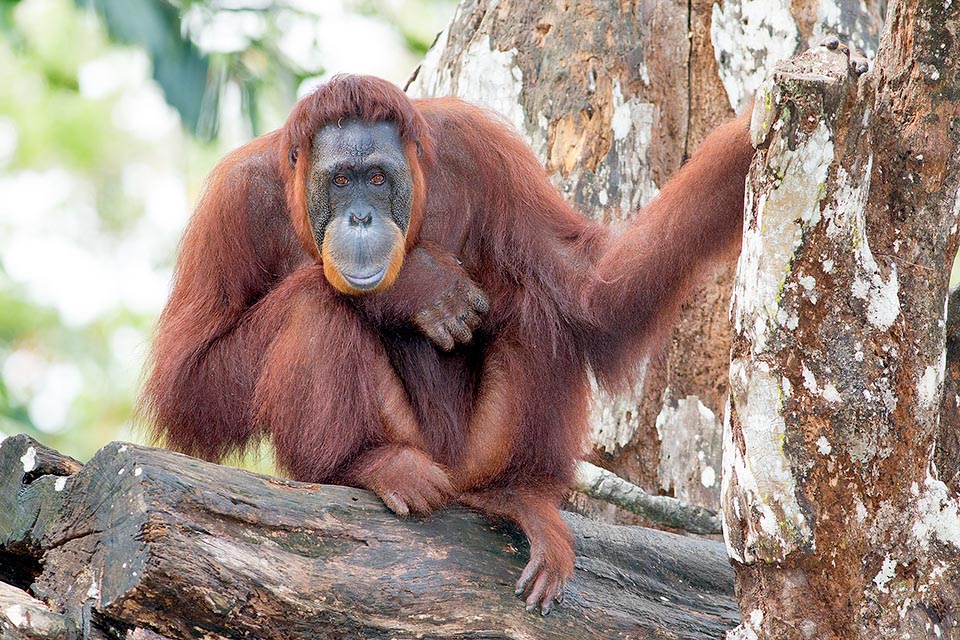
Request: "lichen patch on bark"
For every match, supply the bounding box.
[710,0,800,112]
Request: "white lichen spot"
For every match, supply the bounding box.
[824,158,872,238]
[455,38,527,134]
[5,605,27,628]
[866,265,901,331]
[873,556,897,593]
[817,0,841,28]
[710,0,799,111]
[698,402,716,424]
[952,181,960,223]
[589,364,648,453]
[799,274,816,290]
[822,258,834,273]
[118,445,127,453]
[611,81,633,141]
[898,597,912,618]
[855,350,865,362]
[636,61,650,85]
[855,498,868,523]
[918,363,944,409]
[134,467,143,477]
[913,473,960,549]
[118,468,125,476]
[732,122,833,352]
[701,466,717,488]
[881,382,898,414]
[816,436,832,455]
[20,446,37,473]
[411,32,547,161]
[722,360,812,563]
[802,364,819,395]
[604,78,658,212]
[54,476,67,492]
[851,276,870,299]
[727,608,764,640]
[822,383,841,403]
[87,575,100,600]
[781,376,792,397]
[827,157,901,332]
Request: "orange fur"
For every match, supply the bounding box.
[143,74,755,614]
[404,141,427,250]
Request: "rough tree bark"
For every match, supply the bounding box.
[722,2,960,637]
[0,435,737,640]
[407,0,883,523]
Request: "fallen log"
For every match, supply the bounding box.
[0,435,737,639]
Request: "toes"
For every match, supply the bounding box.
[431,326,455,351]
[415,311,456,351]
[448,319,472,344]
[404,491,432,517]
[850,56,869,76]
[380,490,410,517]
[461,308,481,330]
[418,482,447,512]
[515,555,544,596]
[460,282,490,314]
[472,292,490,314]
[540,579,565,616]
[521,570,565,616]
[524,571,551,612]
[424,463,456,496]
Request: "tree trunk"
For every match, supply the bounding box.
[0,435,738,640]
[939,285,960,495]
[722,1,960,637]
[408,0,882,524]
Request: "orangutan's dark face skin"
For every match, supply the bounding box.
[306,120,414,294]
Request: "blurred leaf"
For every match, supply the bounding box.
[0,292,59,343]
[76,0,211,136]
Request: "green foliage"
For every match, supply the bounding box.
[74,0,315,139]
[78,0,210,134]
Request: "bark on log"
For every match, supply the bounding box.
[406,0,882,526]
[723,2,960,636]
[0,435,737,640]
